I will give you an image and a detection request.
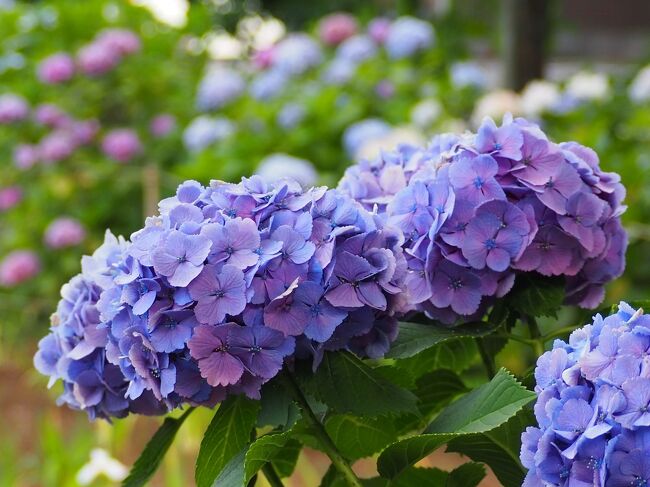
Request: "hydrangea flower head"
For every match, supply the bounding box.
[318,13,358,46]
[0,94,29,123]
[272,34,323,75]
[77,42,120,76]
[0,250,40,286]
[340,116,626,323]
[385,16,434,59]
[0,186,23,211]
[522,303,650,486]
[101,129,142,163]
[196,67,245,111]
[37,52,75,84]
[45,217,86,249]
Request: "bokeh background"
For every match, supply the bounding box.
[1,0,649,485]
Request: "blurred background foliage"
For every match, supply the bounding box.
[1,0,649,485]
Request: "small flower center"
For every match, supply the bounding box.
[225,246,234,255]
[485,238,497,250]
[493,142,502,151]
[214,344,229,353]
[449,278,463,290]
[150,368,160,379]
[473,177,484,189]
[249,345,261,354]
[211,290,225,298]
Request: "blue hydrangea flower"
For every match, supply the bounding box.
[384,16,434,59]
[196,66,245,111]
[522,303,650,486]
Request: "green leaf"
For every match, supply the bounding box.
[386,321,498,359]
[271,439,301,478]
[377,369,535,478]
[257,379,299,430]
[244,430,294,483]
[122,408,193,487]
[426,369,535,434]
[414,370,468,418]
[325,415,398,460]
[507,274,564,318]
[195,396,260,487]
[299,351,419,417]
[447,462,486,487]
[394,337,478,379]
[211,449,246,487]
[447,409,535,487]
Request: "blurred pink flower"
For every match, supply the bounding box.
[102,129,142,163]
[368,17,391,44]
[37,53,75,84]
[0,94,29,124]
[13,144,39,170]
[44,217,86,249]
[71,119,100,145]
[252,48,275,70]
[375,80,395,99]
[149,114,176,138]
[39,131,77,163]
[0,186,22,211]
[319,13,358,46]
[97,28,141,56]
[34,104,72,129]
[0,250,40,287]
[77,42,120,76]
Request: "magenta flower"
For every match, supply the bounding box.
[97,29,141,56]
[102,129,142,163]
[44,217,86,249]
[76,42,120,76]
[368,17,391,44]
[0,250,40,286]
[0,94,29,124]
[0,186,23,211]
[34,104,72,129]
[13,144,39,170]
[188,264,247,324]
[149,114,176,138]
[37,53,75,84]
[319,13,358,45]
[39,131,76,164]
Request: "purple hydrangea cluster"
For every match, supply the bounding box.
[76,28,141,77]
[339,116,627,322]
[521,302,650,486]
[35,177,406,418]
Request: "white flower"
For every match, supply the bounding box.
[565,71,609,101]
[520,79,561,117]
[471,90,521,127]
[255,153,317,188]
[76,448,128,486]
[410,98,443,129]
[356,126,425,161]
[629,65,650,103]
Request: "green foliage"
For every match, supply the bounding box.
[298,351,419,417]
[377,369,535,478]
[506,274,566,319]
[386,320,498,359]
[122,408,193,487]
[325,415,398,460]
[195,396,260,487]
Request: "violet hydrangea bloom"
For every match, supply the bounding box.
[521,303,650,486]
[101,129,142,163]
[44,217,86,249]
[340,115,627,323]
[0,250,40,286]
[37,52,75,84]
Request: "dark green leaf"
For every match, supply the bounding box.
[122,408,193,487]
[391,467,448,486]
[377,369,535,478]
[325,415,398,460]
[299,351,419,417]
[447,409,535,487]
[195,396,260,487]
[244,430,294,483]
[257,379,299,430]
[211,448,245,487]
[386,321,498,359]
[507,274,564,318]
[394,338,478,379]
[447,462,486,487]
[414,370,468,419]
[271,439,301,478]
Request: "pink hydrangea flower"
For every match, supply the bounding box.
[0,250,40,286]
[13,144,39,170]
[252,48,275,69]
[39,131,77,163]
[0,186,22,211]
[37,53,75,84]
[97,29,141,56]
[71,119,100,145]
[44,217,86,249]
[368,17,391,44]
[149,114,176,138]
[102,129,142,163]
[34,104,72,129]
[319,13,358,46]
[0,94,29,123]
[76,42,120,76]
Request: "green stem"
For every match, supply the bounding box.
[526,316,545,357]
[475,338,496,379]
[282,372,362,487]
[262,463,284,487]
[498,332,537,347]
